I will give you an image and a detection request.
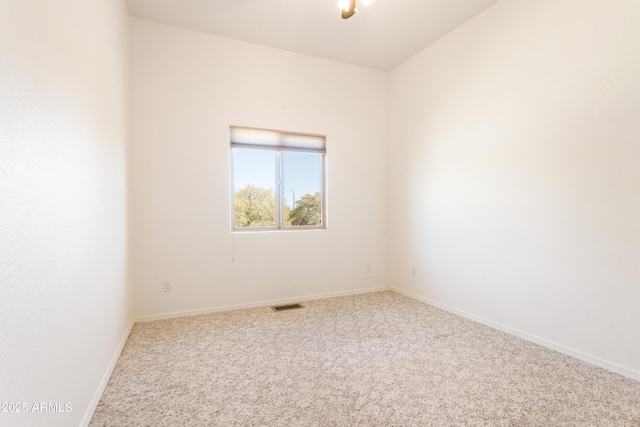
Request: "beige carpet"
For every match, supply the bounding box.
[91,291,640,426]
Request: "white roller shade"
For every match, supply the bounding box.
[230,126,326,153]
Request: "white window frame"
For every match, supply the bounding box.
[230,126,326,232]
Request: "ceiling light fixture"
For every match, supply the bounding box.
[337,0,372,19]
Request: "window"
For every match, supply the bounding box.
[230,126,326,231]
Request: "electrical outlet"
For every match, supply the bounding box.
[411,267,416,278]
[163,280,172,292]
[366,264,372,273]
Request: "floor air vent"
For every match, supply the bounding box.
[271,303,304,312]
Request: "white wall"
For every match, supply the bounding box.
[4,2,637,424]
[0,1,132,426]
[129,20,390,320]
[390,0,640,379]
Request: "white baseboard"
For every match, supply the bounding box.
[391,287,640,383]
[134,286,391,323]
[81,318,135,427]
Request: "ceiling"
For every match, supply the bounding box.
[125,0,501,71]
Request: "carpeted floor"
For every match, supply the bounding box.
[90,291,640,426]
